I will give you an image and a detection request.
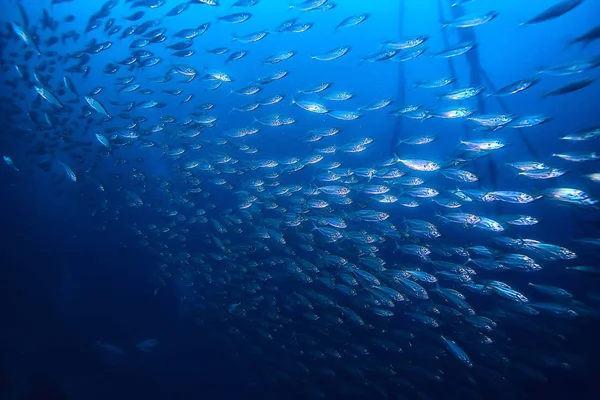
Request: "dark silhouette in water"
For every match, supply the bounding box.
[520,0,584,26]
[567,25,600,47]
[542,77,596,97]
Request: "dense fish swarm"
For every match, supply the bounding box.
[1,0,599,398]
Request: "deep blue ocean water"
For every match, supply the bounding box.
[1,0,600,399]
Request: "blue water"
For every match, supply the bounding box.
[1,0,600,399]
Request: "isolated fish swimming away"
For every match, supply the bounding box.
[0,0,599,398]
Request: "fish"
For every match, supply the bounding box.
[136,339,159,352]
[291,98,329,114]
[541,77,595,97]
[433,41,476,58]
[311,46,351,61]
[539,56,600,76]
[568,25,600,47]
[488,77,539,97]
[335,14,369,30]
[60,162,77,182]
[3,156,19,172]
[543,188,598,206]
[218,13,252,24]
[11,22,42,56]
[383,36,428,50]
[35,85,64,108]
[95,133,111,148]
[233,31,268,43]
[441,11,499,29]
[441,85,485,101]
[289,0,327,11]
[85,96,111,119]
[441,336,473,368]
[520,0,585,26]
[414,76,455,88]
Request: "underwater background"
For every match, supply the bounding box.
[1,0,600,399]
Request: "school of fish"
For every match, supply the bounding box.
[1,0,599,398]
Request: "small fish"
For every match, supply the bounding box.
[219,13,252,24]
[226,51,248,63]
[289,0,327,11]
[542,78,595,97]
[85,96,111,119]
[11,22,42,56]
[441,86,485,101]
[327,111,361,121]
[60,162,77,182]
[35,85,64,108]
[298,82,331,94]
[292,98,329,114]
[483,191,539,204]
[488,77,539,97]
[442,11,498,29]
[359,99,393,111]
[95,133,111,148]
[568,25,600,47]
[539,56,600,76]
[560,127,600,141]
[263,50,295,64]
[3,156,19,172]
[518,168,566,179]
[165,2,190,17]
[461,139,504,152]
[335,14,369,30]
[311,46,350,61]
[415,76,455,89]
[543,188,597,206]
[125,11,145,21]
[508,114,552,129]
[396,158,440,172]
[233,31,268,43]
[586,173,600,182]
[321,91,354,101]
[441,336,473,368]
[552,152,599,162]
[432,107,474,119]
[520,0,584,26]
[232,0,259,6]
[433,41,476,58]
[136,339,159,353]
